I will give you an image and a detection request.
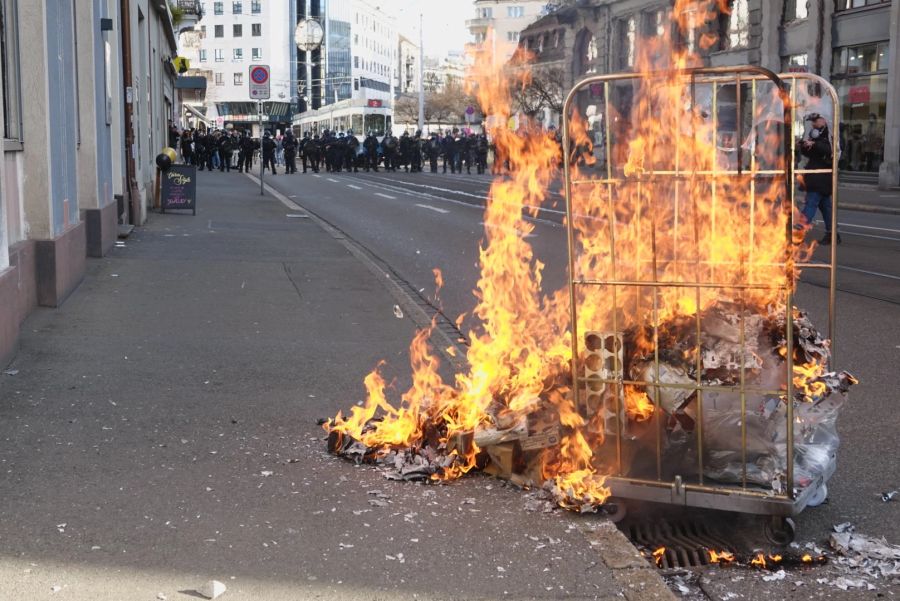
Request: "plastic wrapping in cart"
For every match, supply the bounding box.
[622,304,855,493]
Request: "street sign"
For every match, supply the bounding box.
[367,99,383,108]
[249,65,270,100]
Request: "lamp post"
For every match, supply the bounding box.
[418,11,424,132]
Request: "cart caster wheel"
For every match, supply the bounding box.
[807,484,828,507]
[764,516,796,546]
[602,499,627,523]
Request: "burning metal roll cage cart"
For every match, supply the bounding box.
[561,66,840,545]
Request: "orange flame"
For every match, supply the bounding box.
[652,547,666,567]
[708,549,736,564]
[325,0,833,511]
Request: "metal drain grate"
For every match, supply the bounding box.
[626,521,736,569]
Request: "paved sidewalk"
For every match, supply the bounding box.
[0,171,671,600]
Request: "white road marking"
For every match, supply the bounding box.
[347,184,362,190]
[374,192,397,200]
[415,203,449,214]
[286,214,309,218]
[327,177,339,183]
[312,174,321,178]
[818,219,900,234]
[838,265,900,281]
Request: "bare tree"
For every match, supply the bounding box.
[394,94,420,125]
[510,64,566,118]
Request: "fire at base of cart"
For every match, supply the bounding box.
[324,0,856,529]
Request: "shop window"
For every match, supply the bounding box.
[832,42,889,173]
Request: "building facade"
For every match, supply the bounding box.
[0,0,179,366]
[184,0,292,131]
[295,0,396,115]
[517,0,899,188]
[397,35,419,96]
[466,0,554,64]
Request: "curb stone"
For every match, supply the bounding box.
[580,521,678,601]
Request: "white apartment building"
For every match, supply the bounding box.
[396,34,418,97]
[185,0,291,130]
[467,0,550,63]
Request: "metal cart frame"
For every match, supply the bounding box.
[561,67,840,543]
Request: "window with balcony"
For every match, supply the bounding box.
[478,7,492,19]
[784,0,808,21]
[214,48,224,62]
[199,49,207,62]
[644,8,668,36]
[720,0,749,50]
[214,24,223,37]
[252,23,261,36]
[1,0,24,143]
[233,48,243,61]
[251,47,261,60]
[233,24,242,37]
[234,72,243,85]
[617,16,636,69]
[507,6,524,18]
[213,2,223,15]
[836,0,889,9]
[232,1,242,13]
[251,0,261,13]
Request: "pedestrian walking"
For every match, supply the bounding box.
[799,113,840,245]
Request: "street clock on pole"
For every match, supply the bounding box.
[294,19,324,51]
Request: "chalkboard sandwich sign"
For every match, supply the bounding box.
[161,165,197,215]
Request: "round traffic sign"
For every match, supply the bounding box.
[250,66,269,84]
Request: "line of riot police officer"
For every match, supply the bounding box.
[177,127,492,177]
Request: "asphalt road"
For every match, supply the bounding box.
[263,166,900,597]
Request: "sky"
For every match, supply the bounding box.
[383,0,471,60]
